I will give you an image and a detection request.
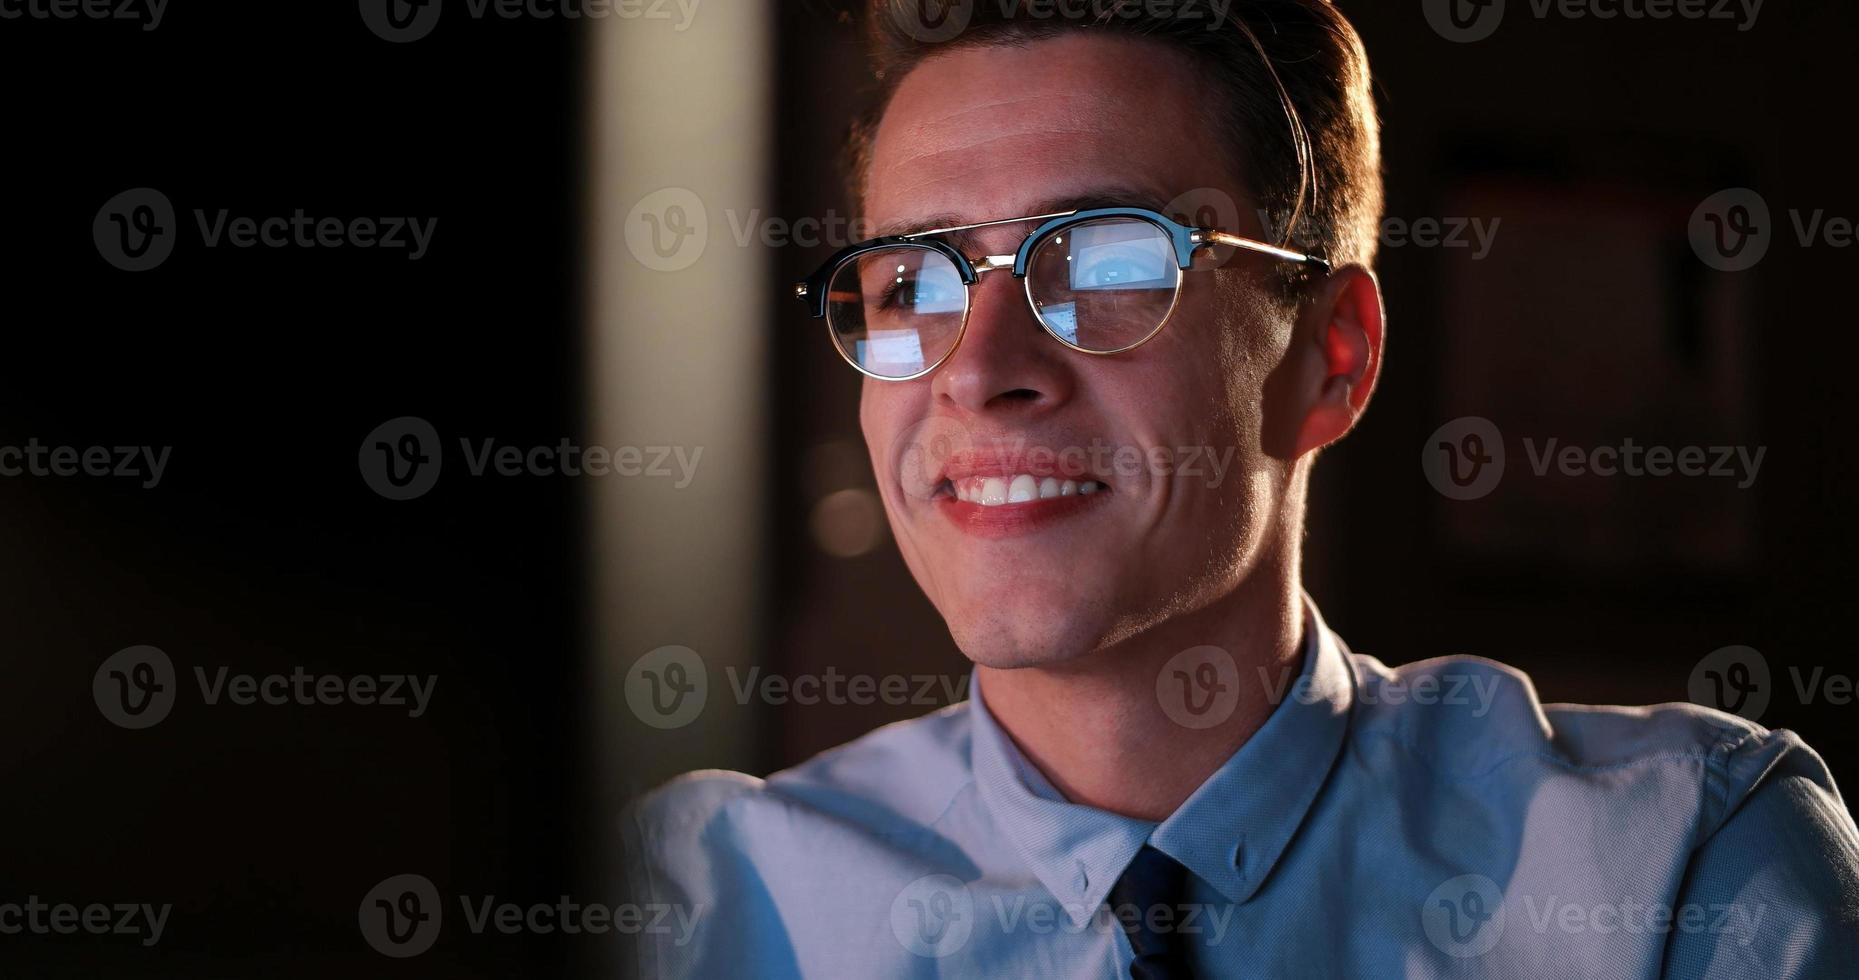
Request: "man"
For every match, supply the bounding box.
[626,2,1859,976]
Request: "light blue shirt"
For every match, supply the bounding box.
[624,600,1859,977]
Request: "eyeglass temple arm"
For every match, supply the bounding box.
[1193,230,1332,275]
[1195,230,1332,275]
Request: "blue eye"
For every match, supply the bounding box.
[877,264,964,314]
[1074,245,1170,289]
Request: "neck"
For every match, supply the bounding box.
[974,542,1304,822]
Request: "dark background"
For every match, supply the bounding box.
[1,4,589,977]
[4,1,1856,977]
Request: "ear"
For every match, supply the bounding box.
[1290,264,1385,459]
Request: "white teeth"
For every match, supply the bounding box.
[951,474,1107,506]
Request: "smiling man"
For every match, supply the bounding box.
[625,2,1859,977]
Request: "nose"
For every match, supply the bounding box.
[930,264,1076,415]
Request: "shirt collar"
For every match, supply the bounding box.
[967,594,1355,924]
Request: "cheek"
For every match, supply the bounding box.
[859,381,926,506]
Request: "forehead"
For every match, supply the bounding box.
[867,33,1236,233]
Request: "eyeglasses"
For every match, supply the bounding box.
[793,205,1330,381]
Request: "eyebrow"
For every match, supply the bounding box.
[873,185,1181,242]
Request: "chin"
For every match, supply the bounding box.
[939,592,1115,669]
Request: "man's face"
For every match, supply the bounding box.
[860,34,1304,667]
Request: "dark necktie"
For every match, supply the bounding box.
[1108,844,1194,979]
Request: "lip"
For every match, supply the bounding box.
[934,490,1112,538]
[936,447,1110,484]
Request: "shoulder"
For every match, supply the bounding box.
[1339,649,1846,831]
[624,700,975,866]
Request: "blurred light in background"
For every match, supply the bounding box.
[586,8,773,959]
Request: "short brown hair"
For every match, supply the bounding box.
[851,0,1384,291]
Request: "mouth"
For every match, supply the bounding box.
[942,473,1108,506]
[927,451,1115,537]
